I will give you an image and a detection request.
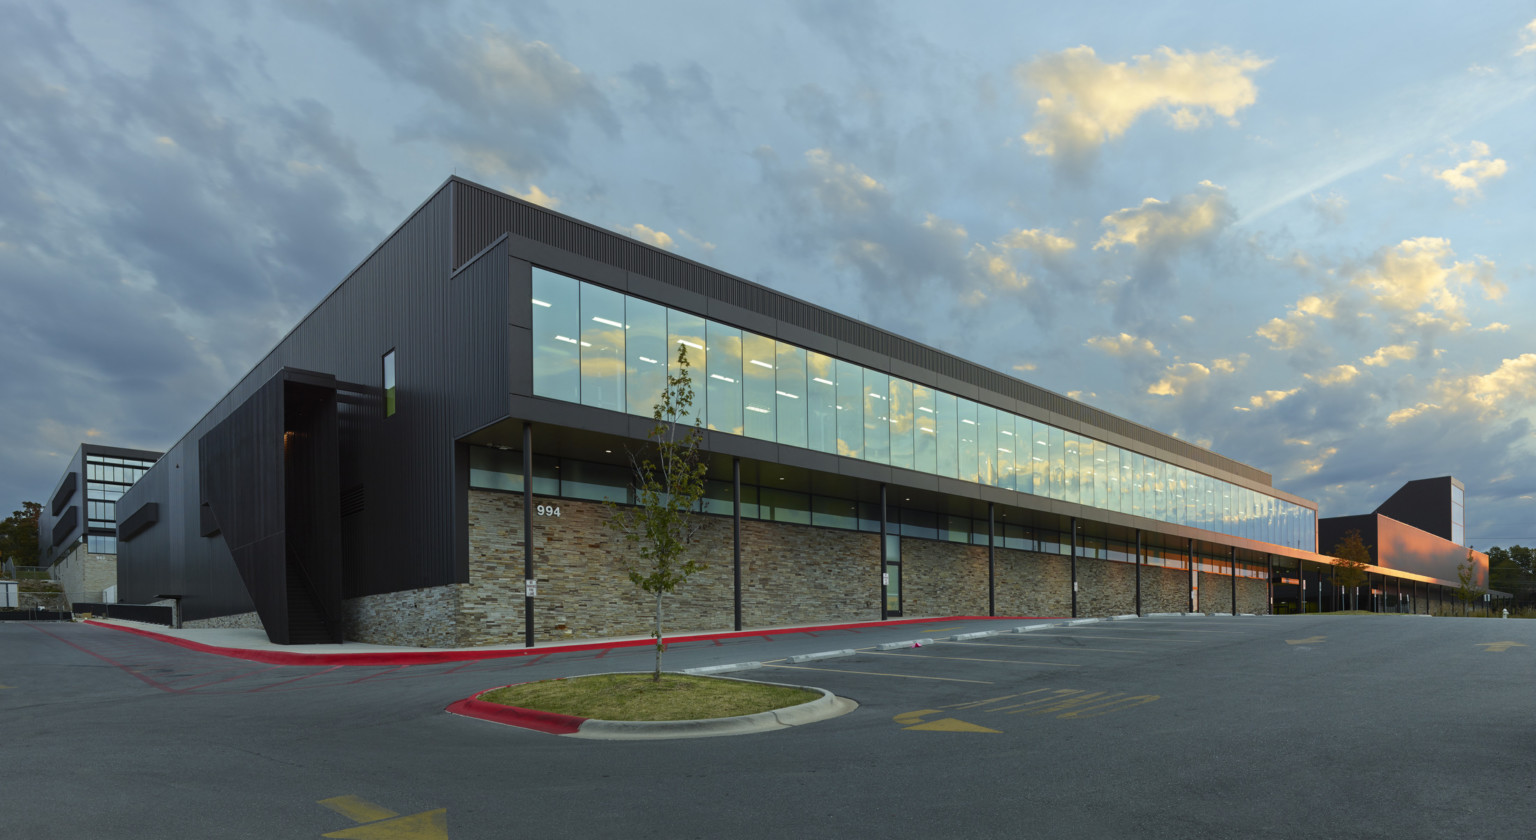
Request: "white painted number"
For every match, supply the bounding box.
[536,504,561,517]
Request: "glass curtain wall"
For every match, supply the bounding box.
[529,267,1317,550]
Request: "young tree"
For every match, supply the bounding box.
[1455,548,1484,616]
[1330,529,1372,612]
[606,344,709,681]
[0,501,43,566]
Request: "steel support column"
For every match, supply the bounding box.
[522,423,534,648]
[733,458,742,632]
[1134,530,1143,617]
[880,484,888,621]
[1230,546,1237,616]
[1070,518,1078,618]
[987,503,995,617]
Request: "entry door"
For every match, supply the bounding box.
[884,534,903,617]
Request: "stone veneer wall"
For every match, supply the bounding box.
[50,542,118,606]
[338,489,1273,647]
[182,610,265,630]
[1196,572,1270,614]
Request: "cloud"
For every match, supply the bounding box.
[1480,322,1510,333]
[622,223,675,249]
[284,4,617,183]
[1309,191,1348,226]
[511,184,559,208]
[1433,141,1508,201]
[1016,45,1270,160]
[1086,333,1160,357]
[1352,236,1500,327]
[1094,181,1233,252]
[1305,365,1361,386]
[998,228,1076,255]
[1147,355,1244,396]
[1247,388,1300,409]
[1360,343,1417,367]
[1519,18,1536,55]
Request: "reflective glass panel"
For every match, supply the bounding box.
[1048,426,1065,500]
[835,360,864,459]
[667,309,707,426]
[913,384,937,474]
[531,268,580,402]
[1031,419,1049,497]
[863,369,890,464]
[742,332,777,441]
[996,414,1016,492]
[1063,430,1080,503]
[705,321,743,434]
[579,283,626,412]
[976,404,997,486]
[889,378,915,471]
[1105,446,1120,512]
[1091,439,1108,509]
[935,392,958,479]
[383,350,396,417]
[624,297,667,417]
[957,399,979,483]
[807,351,837,454]
[772,342,807,448]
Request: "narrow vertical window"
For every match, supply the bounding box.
[383,350,397,417]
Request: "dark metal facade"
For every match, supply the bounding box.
[37,443,162,565]
[117,185,511,622]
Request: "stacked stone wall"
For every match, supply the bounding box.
[340,489,1274,646]
[50,543,118,605]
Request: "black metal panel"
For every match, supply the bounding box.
[118,502,158,542]
[1374,476,1455,540]
[450,177,1272,486]
[51,471,76,516]
[52,506,77,547]
[116,183,513,623]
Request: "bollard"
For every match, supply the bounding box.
[1503,608,1509,619]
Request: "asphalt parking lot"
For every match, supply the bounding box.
[7,614,1536,839]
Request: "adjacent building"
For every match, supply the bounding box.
[36,444,162,605]
[98,177,1469,645]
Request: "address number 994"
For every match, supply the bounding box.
[536,504,562,517]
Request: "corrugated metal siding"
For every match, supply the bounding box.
[118,184,513,619]
[451,179,1269,485]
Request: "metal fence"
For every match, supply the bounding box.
[70,603,174,626]
[0,608,72,621]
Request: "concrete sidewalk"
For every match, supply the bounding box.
[79,614,1019,666]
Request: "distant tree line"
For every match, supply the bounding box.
[0,501,42,567]
[1488,545,1536,609]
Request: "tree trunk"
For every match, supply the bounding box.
[654,589,664,682]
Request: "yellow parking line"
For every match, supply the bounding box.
[865,651,1081,667]
[765,664,994,684]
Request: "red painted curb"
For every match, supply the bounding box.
[446,690,587,735]
[82,614,1058,667]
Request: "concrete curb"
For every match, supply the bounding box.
[447,674,858,740]
[682,662,763,675]
[787,649,855,664]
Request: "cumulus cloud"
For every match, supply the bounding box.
[1016,46,1270,160]
[1519,18,1536,55]
[511,184,559,208]
[1306,365,1361,386]
[1147,355,1244,396]
[1434,141,1508,201]
[1352,236,1500,327]
[622,223,675,249]
[1087,333,1159,357]
[1360,343,1417,367]
[1247,388,1300,409]
[998,228,1076,255]
[1095,181,1233,252]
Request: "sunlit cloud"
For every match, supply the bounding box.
[1480,322,1510,333]
[1017,46,1270,158]
[1147,355,1243,396]
[1297,446,1339,475]
[511,184,559,208]
[1086,332,1159,357]
[1094,181,1232,251]
[998,228,1076,255]
[1305,365,1361,386]
[1433,141,1508,201]
[1352,236,1500,327]
[622,223,675,249]
[1518,18,1536,55]
[804,147,886,212]
[1361,343,1417,367]
[1247,388,1299,408]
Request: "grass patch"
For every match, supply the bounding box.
[478,673,819,721]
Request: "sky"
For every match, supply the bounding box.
[3,1,1534,550]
